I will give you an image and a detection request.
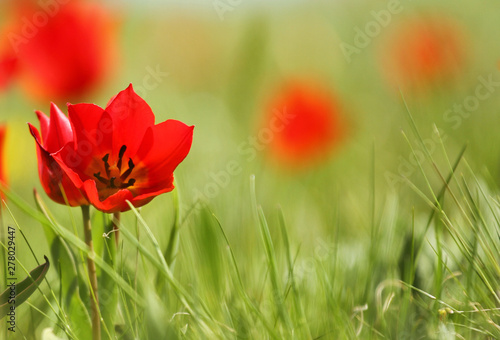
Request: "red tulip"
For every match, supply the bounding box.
[2,0,116,101]
[48,84,193,213]
[263,80,345,168]
[29,103,89,206]
[380,16,465,91]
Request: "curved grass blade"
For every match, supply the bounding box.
[0,256,50,318]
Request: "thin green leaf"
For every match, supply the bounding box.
[0,256,50,318]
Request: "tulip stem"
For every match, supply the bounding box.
[112,212,120,247]
[82,205,101,340]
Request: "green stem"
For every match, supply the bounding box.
[165,187,181,267]
[112,212,120,248]
[82,205,101,340]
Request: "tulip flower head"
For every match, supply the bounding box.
[263,81,346,169]
[30,84,194,213]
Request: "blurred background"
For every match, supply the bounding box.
[2,0,500,257]
[1,0,500,336]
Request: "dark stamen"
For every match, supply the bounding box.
[95,147,136,191]
[120,158,135,181]
[94,172,109,185]
[120,178,136,189]
[102,153,110,177]
[117,145,127,170]
[109,177,117,188]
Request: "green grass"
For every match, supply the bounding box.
[3,121,500,339]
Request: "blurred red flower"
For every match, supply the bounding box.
[0,53,17,91]
[263,81,346,169]
[44,84,193,213]
[1,0,117,101]
[381,16,466,91]
[29,103,89,206]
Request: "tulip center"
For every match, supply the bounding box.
[93,145,136,190]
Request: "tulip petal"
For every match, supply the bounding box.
[131,173,174,201]
[105,84,155,156]
[82,180,136,213]
[29,124,88,206]
[51,142,92,188]
[34,110,50,144]
[68,103,112,160]
[135,120,193,188]
[41,103,73,152]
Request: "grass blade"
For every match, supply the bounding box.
[0,256,50,318]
